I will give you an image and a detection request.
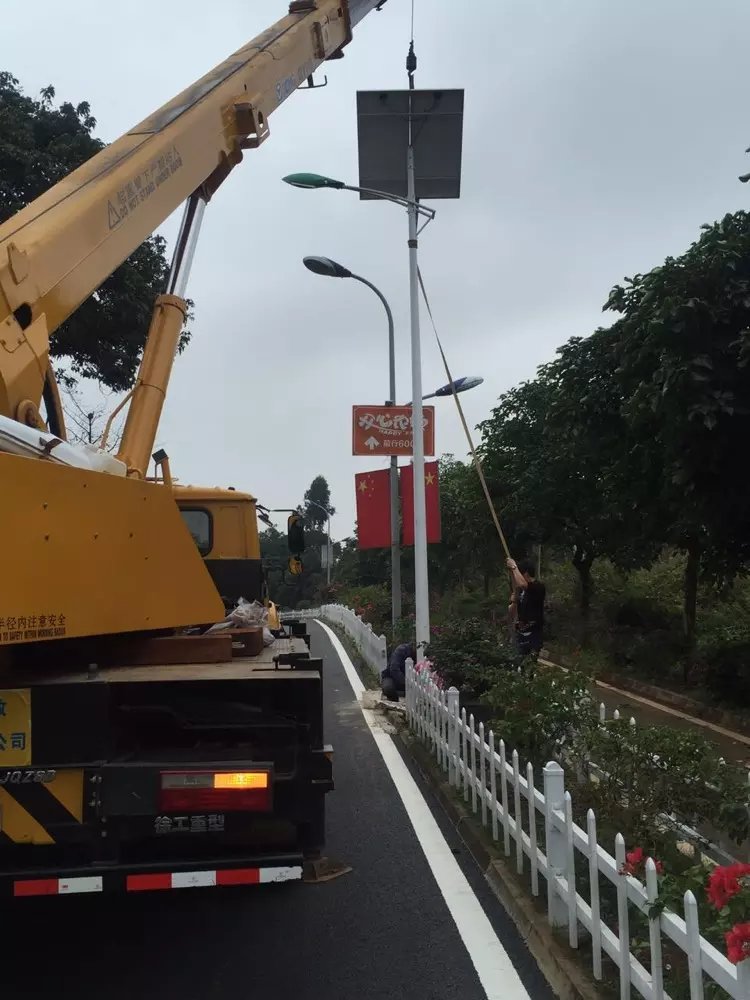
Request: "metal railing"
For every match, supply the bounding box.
[406,663,750,1000]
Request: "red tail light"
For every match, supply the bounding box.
[159,771,272,813]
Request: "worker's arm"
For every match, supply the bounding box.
[0,0,383,430]
[506,558,528,590]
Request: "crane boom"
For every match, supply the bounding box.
[0,0,389,650]
[0,0,383,428]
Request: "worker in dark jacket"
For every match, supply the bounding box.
[507,556,546,655]
[381,642,416,701]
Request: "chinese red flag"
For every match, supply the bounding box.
[400,461,441,545]
[355,469,392,549]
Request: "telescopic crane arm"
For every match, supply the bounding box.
[0,0,385,442]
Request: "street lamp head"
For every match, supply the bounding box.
[434,375,484,397]
[303,255,352,279]
[282,172,345,190]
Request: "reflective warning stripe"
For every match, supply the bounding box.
[0,787,54,845]
[15,876,103,897]
[46,770,84,822]
[126,865,301,892]
[0,771,83,844]
[13,865,302,897]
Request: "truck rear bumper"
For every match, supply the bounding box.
[4,851,304,897]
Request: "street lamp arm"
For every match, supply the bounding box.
[340,184,436,221]
[306,499,332,518]
[350,274,396,406]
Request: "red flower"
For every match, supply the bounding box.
[621,846,663,878]
[726,923,750,964]
[707,864,750,910]
[626,847,644,868]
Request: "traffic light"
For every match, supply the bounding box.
[287,513,305,555]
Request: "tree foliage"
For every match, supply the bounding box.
[0,72,185,391]
[603,214,750,663]
[308,210,750,688]
[476,211,750,664]
[260,476,338,608]
[303,475,335,531]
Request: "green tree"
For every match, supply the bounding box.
[431,456,516,599]
[334,531,390,590]
[303,475,335,531]
[479,331,652,635]
[260,478,338,609]
[0,72,185,392]
[604,211,750,672]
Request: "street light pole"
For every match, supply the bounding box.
[406,144,429,657]
[301,256,401,629]
[348,274,401,627]
[286,182,437,655]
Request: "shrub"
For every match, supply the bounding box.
[426,617,520,698]
[482,669,591,764]
[697,612,750,705]
[571,717,750,847]
[703,641,750,705]
[334,585,391,635]
[391,614,416,647]
[656,861,750,967]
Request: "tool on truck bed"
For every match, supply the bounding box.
[0,0,389,897]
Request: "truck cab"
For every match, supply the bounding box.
[174,485,264,611]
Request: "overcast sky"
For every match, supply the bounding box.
[6,0,750,538]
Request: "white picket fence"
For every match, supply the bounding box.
[407,664,750,1000]
[282,604,387,678]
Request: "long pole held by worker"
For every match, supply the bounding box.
[406,41,430,659]
[416,268,518,613]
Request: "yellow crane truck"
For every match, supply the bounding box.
[0,0,385,897]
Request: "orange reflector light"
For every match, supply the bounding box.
[213,772,268,790]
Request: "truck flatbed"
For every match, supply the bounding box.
[0,636,311,685]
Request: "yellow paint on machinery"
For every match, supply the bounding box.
[117,294,187,478]
[0,769,84,844]
[174,485,261,560]
[0,454,224,643]
[0,2,353,426]
[0,1,368,653]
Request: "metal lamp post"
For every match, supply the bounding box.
[284,173,435,655]
[301,255,401,627]
[285,78,463,658]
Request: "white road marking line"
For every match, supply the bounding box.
[316,620,531,1000]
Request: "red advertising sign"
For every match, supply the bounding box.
[352,405,435,457]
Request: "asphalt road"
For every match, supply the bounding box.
[2,623,552,1000]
